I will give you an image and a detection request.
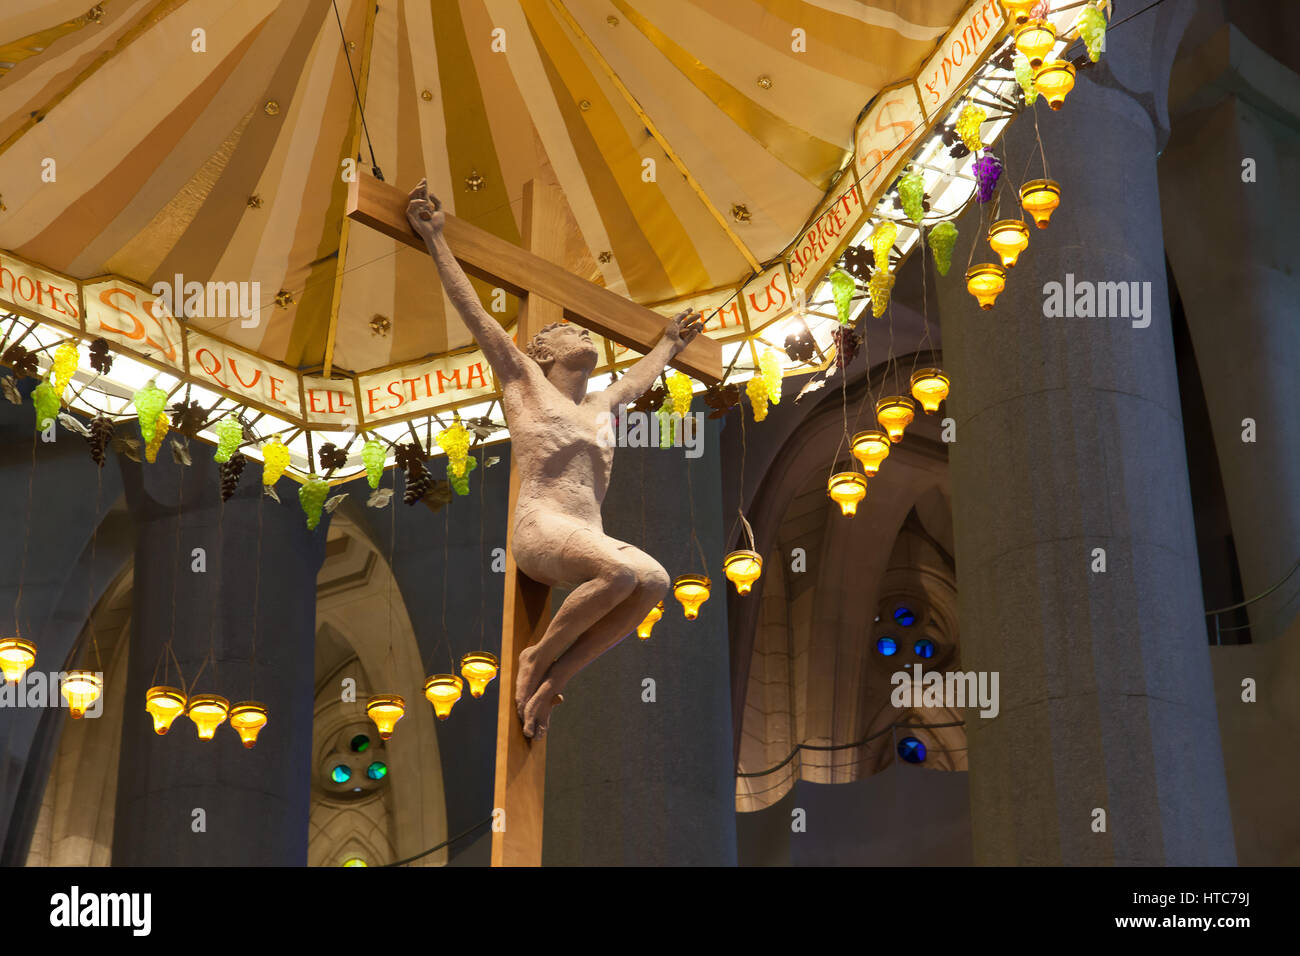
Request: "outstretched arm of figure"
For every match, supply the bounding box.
[406,179,529,382]
[603,309,703,410]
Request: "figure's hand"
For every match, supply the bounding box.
[663,309,704,353]
[406,178,445,243]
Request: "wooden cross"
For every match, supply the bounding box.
[347,173,721,866]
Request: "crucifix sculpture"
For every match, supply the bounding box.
[347,172,721,865]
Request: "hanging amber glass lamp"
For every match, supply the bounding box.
[229,702,269,748]
[673,574,712,620]
[876,396,917,443]
[1019,179,1061,228]
[424,675,464,720]
[965,263,1007,310]
[459,652,499,698]
[365,694,405,740]
[851,431,891,476]
[61,671,102,719]
[910,369,951,414]
[1014,18,1056,68]
[1001,0,1037,23]
[1034,60,1076,110]
[187,693,230,741]
[145,685,187,735]
[723,550,763,595]
[636,601,664,640]
[0,637,36,684]
[827,472,867,517]
[988,219,1030,268]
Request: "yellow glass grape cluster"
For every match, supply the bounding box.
[52,341,79,395]
[956,104,987,153]
[145,413,170,463]
[436,421,472,479]
[869,270,895,318]
[261,438,290,486]
[747,375,770,423]
[134,380,168,446]
[666,372,694,417]
[759,350,783,406]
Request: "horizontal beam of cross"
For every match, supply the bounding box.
[346,173,723,384]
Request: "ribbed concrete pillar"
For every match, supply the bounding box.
[543,418,738,865]
[1159,25,1300,637]
[111,450,323,865]
[936,4,1235,864]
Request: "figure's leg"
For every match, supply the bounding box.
[521,553,667,738]
[512,523,645,721]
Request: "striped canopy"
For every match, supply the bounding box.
[0,0,965,375]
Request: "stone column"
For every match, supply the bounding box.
[935,3,1235,864]
[1159,24,1300,638]
[543,418,738,865]
[111,449,324,866]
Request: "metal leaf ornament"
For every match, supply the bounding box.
[318,442,348,471]
[703,383,741,418]
[829,268,856,326]
[783,331,816,363]
[973,153,1003,204]
[955,104,987,153]
[170,400,206,439]
[1077,2,1106,62]
[928,221,959,276]
[3,343,39,379]
[898,169,926,226]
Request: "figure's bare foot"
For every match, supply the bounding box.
[522,679,564,739]
[515,645,545,723]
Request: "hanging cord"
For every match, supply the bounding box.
[249,493,263,700]
[728,403,756,550]
[11,431,37,640]
[386,462,398,686]
[331,0,383,181]
[478,447,486,653]
[83,466,105,673]
[442,498,453,672]
[684,453,708,573]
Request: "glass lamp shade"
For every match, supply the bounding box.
[1014,18,1056,68]
[459,652,499,698]
[850,430,891,475]
[145,685,187,735]
[909,368,951,414]
[61,671,102,719]
[876,396,917,443]
[1034,60,1076,110]
[1019,179,1061,229]
[1001,0,1037,23]
[229,701,269,748]
[723,550,763,595]
[673,574,712,620]
[965,263,1007,309]
[0,637,36,683]
[988,219,1030,268]
[365,694,406,739]
[424,675,464,720]
[636,601,664,640]
[187,693,230,740]
[827,472,867,516]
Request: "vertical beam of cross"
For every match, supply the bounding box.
[490,180,564,866]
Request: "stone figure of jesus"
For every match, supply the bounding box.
[406,180,703,739]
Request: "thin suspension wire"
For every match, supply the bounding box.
[330,0,382,180]
[249,493,263,700]
[84,465,105,672]
[11,432,37,639]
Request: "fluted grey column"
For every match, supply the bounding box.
[935,2,1235,864]
[543,418,738,865]
[112,448,324,865]
[1159,24,1300,638]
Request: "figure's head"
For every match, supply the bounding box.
[526,322,599,378]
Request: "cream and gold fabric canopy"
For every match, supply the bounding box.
[0,0,965,375]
